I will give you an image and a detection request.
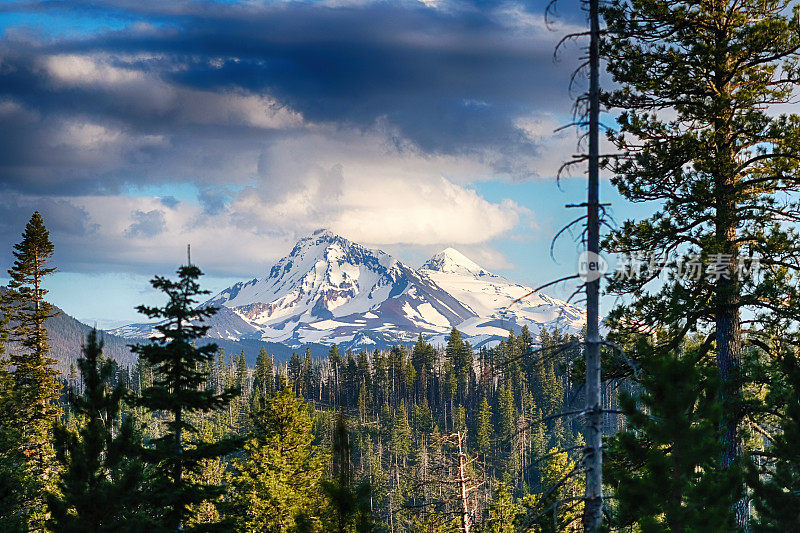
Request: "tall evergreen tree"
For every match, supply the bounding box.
[234,352,250,434]
[519,447,584,533]
[476,396,493,465]
[131,264,236,530]
[482,483,518,533]
[329,344,342,406]
[289,352,302,394]
[497,383,518,486]
[253,347,272,396]
[0,211,60,530]
[604,342,740,530]
[252,347,273,411]
[228,377,327,531]
[391,400,412,467]
[301,347,313,399]
[48,329,148,531]
[322,408,373,533]
[447,328,474,405]
[601,0,800,523]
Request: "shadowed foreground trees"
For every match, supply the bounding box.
[48,329,149,532]
[130,264,237,530]
[604,338,741,530]
[601,0,800,525]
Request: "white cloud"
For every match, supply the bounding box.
[513,112,584,178]
[55,122,124,149]
[230,126,526,246]
[30,159,523,277]
[41,53,304,130]
[332,177,522,245]
[68,195,292,275]
[43,54,144,86]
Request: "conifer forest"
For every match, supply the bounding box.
[3,0,800,531]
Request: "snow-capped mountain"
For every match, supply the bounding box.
[419,248,584,346]
[112,230,584,349]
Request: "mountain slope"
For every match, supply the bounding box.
[113,231,585,349]
[419,248,584,345]
[45,305,327,370]
[45,306,137,371]
[203,230,476,346]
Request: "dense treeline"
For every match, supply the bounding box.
[2,194,800,532]
[1,215,793,533]
[0,212,594,532]
[4,0,800,526]
[8,211,797,532]
[119,302,591,530]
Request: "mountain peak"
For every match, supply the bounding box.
[292,229,353,255]
[422,248,488,276]
[114,232,585,350]
[311,228,334,238]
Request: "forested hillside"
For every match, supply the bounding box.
[119,325,592,530]
[0,211,798,531]
[4,0,800,528]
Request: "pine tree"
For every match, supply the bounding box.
[184,424,226,529]
[442,361,456,431]
[748,346,800,531]
[372,348,387,408]
[322,408,373,532]
[601,0,800,523]
[235,351,248,396]
[329,344,342,406]
[604,344,740,530]
[497,383,518,486]
[391,400,412,467]
[289,352,302,394]
[130,264,236,530]
[447,328,473,405]
[253,347,272,396]
[412,334,435,374]
[301,348,313,399]
[228,377,327,531]
[519,447,584,532]
[234,351,250,434]
[0,211,60,529]
[482,483,518,533]
[477,396,493,468]
[47,329,149,531]
[252,347,273,411]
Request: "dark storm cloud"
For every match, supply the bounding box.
[0,0,583,195]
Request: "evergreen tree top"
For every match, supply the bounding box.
[8,211,56,288]
[135,265,216,341]
[130,263,232,418]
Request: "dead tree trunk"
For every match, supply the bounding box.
[456,431,471,533]
[583,0,603,528]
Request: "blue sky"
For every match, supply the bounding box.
[0,0,651,328]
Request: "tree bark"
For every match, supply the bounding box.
[456,431,471,533]
[583,0,603,528]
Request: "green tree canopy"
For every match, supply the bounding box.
[131,264,237,530]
